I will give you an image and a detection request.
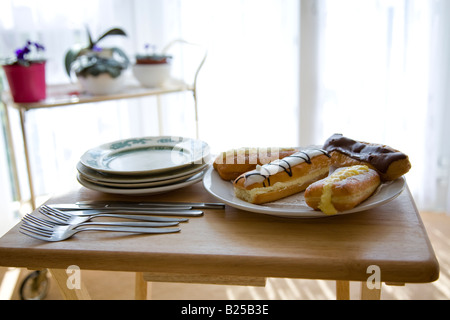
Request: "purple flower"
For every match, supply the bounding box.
[92,45,102,52]
[13,40,45,62]
[15,49,26,60]
[144,43,156,55]
[34,42,45,51]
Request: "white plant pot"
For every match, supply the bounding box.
[77,73,126,95]
[132,64,171,88]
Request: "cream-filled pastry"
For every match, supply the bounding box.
[233,149,331,204]
[304,165,381,215]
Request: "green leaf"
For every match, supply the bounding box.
[112,47,130,65]
[86,26,94,49]
[94,28,127,46]
[64,44,85,76]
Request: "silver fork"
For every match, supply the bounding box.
[22,213,180,229]
[39,205,189,225]
[19,221,181,242]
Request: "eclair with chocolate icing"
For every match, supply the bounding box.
[322,133,411,181]
[233,148,331,204]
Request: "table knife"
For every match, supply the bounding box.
[46,205,204,217]
[74,201,226,209]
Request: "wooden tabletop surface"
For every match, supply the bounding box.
[0,181,439,284]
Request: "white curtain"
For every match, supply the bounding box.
[1,0,449,214]
[178,0,300,151]
[426,0,450,213]
[300,0,450,213]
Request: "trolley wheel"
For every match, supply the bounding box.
[19,269,50,300]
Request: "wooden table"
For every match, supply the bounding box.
[0,182,439,300]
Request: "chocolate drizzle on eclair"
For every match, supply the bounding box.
[235,148,329,188]
[323,133,407,174]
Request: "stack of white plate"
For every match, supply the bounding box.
[76,136,210,195]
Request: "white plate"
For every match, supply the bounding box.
[76,161,209,184]
[80,136,210,175]
[79,169,203,188]
[77,168,207,195]
[202,166,406,218]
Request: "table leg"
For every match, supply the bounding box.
[360,282,382,300]
[135,272,148,300]
[336,281,350,300]
[18,107,36,210]
[48,268,91,300]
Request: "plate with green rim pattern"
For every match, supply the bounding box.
[77,168,207,195]
[76,161,209,184]
[80,136,210,175]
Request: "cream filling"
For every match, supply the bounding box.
[318,165,369,215]
[235,169,328,203]
[242,149,328,188]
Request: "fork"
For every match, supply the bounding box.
[22,213,180,229]
[39,205,189,225]
[19,221,181,242]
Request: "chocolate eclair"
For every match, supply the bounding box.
[323,133,411,181]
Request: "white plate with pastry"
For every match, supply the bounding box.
[202,166,406,218]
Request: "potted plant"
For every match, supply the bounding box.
[132,44,172,88]
[64,27,130,95]
[135,44,172,65]
[1,40,46,103]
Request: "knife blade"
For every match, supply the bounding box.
[46,205,204,217]
[74,200,226,209]
[48,203,192,210]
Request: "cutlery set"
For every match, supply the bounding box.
[19,201,225,242]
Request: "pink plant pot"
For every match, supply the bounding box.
[3,62,46,103]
